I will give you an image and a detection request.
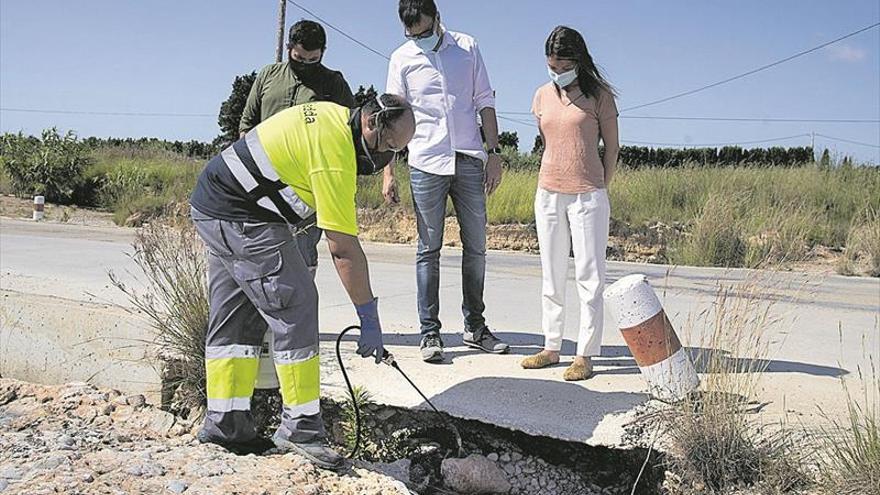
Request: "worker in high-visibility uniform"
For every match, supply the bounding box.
[189,95,415,469]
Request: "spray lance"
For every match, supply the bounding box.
[335,325,463,459]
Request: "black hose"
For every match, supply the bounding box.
[334,325,463,459]
[335,325,364,458]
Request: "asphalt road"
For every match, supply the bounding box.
[2,217,878,445]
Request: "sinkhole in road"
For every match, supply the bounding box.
[250,390,664,495]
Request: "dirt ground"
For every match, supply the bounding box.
[0,195,846,275]
[0,379,410,495]
[0,195,115,228]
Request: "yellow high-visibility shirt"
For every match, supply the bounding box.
[257,101,358,236]
[190,101,359,237]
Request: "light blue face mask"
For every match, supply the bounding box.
[548,66,578,88]
[414,30,441,52]
[410,19,440,52]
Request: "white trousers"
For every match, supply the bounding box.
[535,187,610,357]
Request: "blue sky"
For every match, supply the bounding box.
[1,1,878,163]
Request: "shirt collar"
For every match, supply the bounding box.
[436,25,451,51]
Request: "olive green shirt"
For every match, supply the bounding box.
[239,61,356,134]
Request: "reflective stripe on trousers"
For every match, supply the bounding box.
[205,344,261,412]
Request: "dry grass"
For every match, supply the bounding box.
[838,207,880,277]
[667,193,814,269]
[356,163,880,272]
[814,346,880,495]
[109,219,208,415]
[656,279,809,494]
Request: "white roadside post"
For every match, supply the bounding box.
[255,331,279,389]
[604,274,700,402]
[33,195,45,221]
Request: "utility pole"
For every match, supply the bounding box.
[810,131,815,161]
[275,0,287,63]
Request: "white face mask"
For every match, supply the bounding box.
[548,66,578,88]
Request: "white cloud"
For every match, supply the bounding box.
[826,43,867,63]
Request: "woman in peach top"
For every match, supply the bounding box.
[521,26,619,381]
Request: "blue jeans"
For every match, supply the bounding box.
[410,153,488,336]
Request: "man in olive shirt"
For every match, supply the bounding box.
[240,20,356,137]
[240,20,356,278]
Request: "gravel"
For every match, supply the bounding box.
[0,378,412,495]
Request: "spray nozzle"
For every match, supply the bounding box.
[381,350,396,367]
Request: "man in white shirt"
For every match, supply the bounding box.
[384,0,509,362]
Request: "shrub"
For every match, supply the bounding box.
[111,195,175,226]
[815,357,880,495]
[109,220,209,415]
[668,194,748,268]
[501,146,540,171]
[0,163,11,195]
[85,147,203,225]
[0,129,91,203]
[838,207,880,277]
[657,280,809,494]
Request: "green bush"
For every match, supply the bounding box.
[501,146,540,171]
[0,163,11,195]
[669,194,748,268]
[839,208,880,277]
[0,129,91,203]
[84,147,203,225]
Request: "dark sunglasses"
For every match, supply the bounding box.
[404,18,436,40]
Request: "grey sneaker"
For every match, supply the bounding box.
[463,327,509,354]
[272,432,344,470]
[420,333,445,363]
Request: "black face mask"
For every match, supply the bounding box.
[291,58,322,81]
[357,133,395,176]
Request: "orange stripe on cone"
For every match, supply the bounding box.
[620,311,683,368]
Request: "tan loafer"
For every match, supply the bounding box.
[520,352,559,369]
[563,359,594,381]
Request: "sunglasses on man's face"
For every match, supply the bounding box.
[405,19,436,40]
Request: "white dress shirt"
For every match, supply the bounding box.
[386,28,496,176]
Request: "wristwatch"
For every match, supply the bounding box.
[487,146,502,155]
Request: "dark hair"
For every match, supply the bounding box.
[362,94,411,130]
[288,20,326,51]
[545,25,616,100]
[398,0,438,28]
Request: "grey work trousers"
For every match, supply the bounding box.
[191,207,324,444]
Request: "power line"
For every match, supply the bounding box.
[282,1,877,129]
[287,0,390,61]
[816,133,880,149]
[497,115,537,128]
[621,134,811,147]
[621,116,880,123]
[497,116,815,147]
[6,106,873,150]
[620,22,880,112]
[0,107,214,118]
[498,111,879,123]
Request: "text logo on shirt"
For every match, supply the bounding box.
[303,104,318,125]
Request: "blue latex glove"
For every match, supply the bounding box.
[354,298,385,364]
